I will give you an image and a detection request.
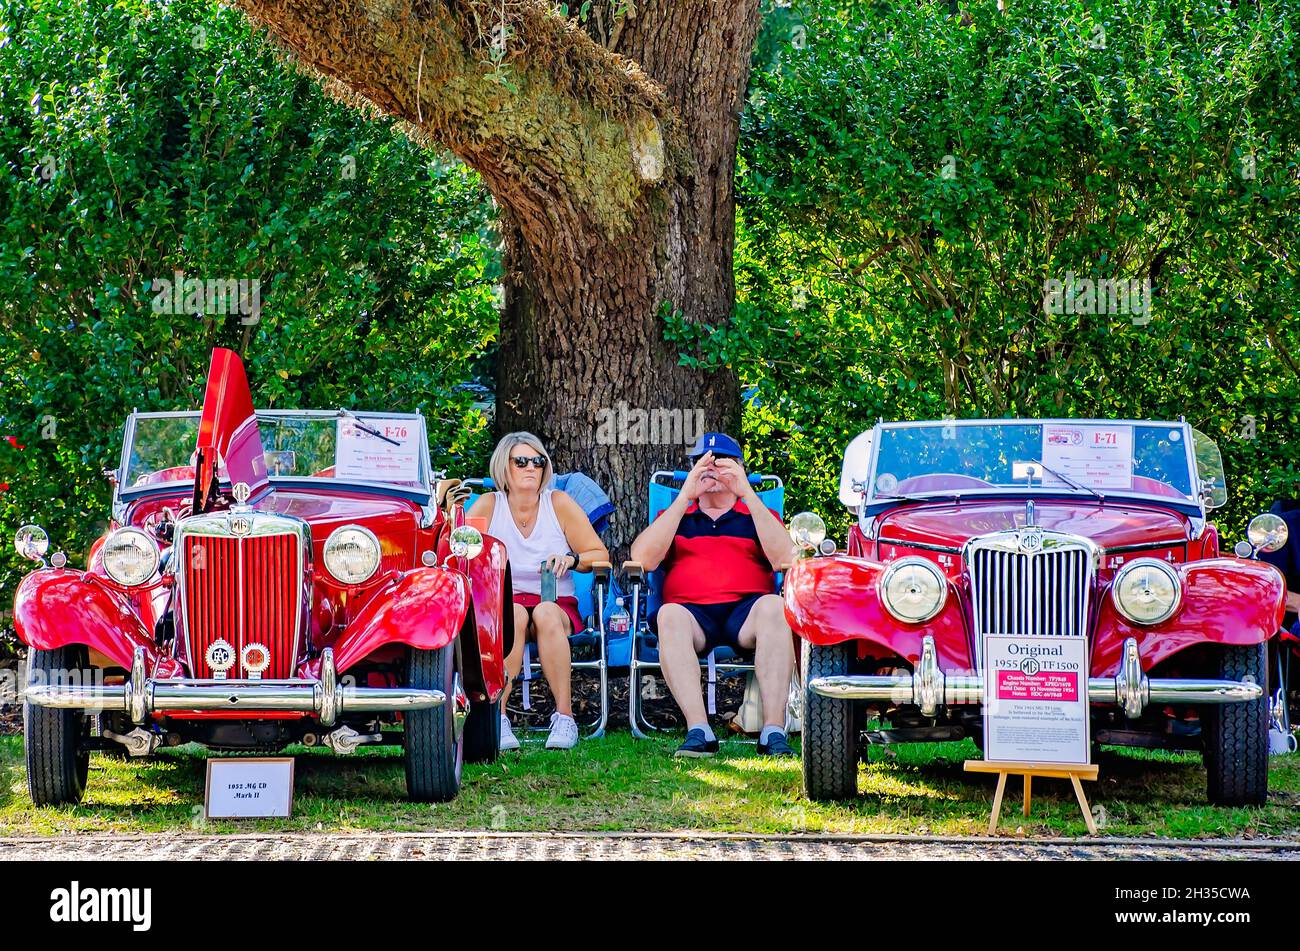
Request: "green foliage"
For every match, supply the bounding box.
[0,0,499,636]
[710,0,1300,536]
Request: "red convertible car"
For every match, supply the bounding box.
[786,419,1287,806]
[13,348,510,804]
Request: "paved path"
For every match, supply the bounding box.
[2,831,1297,860]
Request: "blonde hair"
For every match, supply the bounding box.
[489,431,554,494]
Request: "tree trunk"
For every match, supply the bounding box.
[495,2,758,553]
[229,0,761,553]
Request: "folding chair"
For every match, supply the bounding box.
[622,470,787,739]
[460,478,613,738]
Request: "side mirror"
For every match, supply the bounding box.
[449,525,484,562]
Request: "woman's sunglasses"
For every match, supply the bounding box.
[511,455,547,469]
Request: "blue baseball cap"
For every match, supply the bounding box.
[688,432,744,461]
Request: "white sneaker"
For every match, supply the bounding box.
[545,712,579,750]
[499,714,520,751]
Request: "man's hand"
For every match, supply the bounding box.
[712,456,753,499]
[679,451,715,502]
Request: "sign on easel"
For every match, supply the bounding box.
[983,635,1090,765]
[205,758,295,818]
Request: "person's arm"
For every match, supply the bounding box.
[714,458,795,571]
[629,453,713,571]
[1288,590,1300,615]
[546,491,609,577]
[466,493,496,522]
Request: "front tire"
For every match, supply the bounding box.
[801,640,858,801]
[1203,642,1269,807]
[24,646,91,806]
[404,644,463,802]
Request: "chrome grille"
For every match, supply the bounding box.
[966,531,1096,648]
[175,512,308,679]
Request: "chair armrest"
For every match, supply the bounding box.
[592,560,612,585]
[622,560,644,583]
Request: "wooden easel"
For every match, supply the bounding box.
[964,761,1100,835]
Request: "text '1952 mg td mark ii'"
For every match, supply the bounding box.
[784,419,1287,806]
[13,348,513,805]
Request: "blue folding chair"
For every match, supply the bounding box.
[461,477,614,738]
[622,470,785,739]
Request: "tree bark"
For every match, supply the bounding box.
[230,0,758,553]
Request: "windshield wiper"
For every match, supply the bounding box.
[338,409,401,447]
[1025,459,1104,502]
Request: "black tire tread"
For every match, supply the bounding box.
[403,644,461,803]
[801,640,858,800]
[24,646,90,806]
[1204,642,1269,807]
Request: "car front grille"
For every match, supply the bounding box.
[176,514,306,679]
[966,531,1096,649]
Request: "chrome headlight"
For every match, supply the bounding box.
[1112,558,1181,625]
[789,512,827,550]
[323,525,382,585]
[879,556,948,623]
[102,527,160,586]
[1247,513,1289,554]
[14,524,49,562]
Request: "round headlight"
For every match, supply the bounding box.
[323,525,381,585]
[1112,558,1181,625]
[1248,513,1289,554]
[879,556,948,623]
[789,511,827,550]
[14,524,50,562]
[102,528,160,586]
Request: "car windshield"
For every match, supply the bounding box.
[120,411,429,494]
[868,421,1196,503]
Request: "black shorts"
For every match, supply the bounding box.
[651,594,766,656]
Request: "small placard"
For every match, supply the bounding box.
[335,417,420,484]
[983,635,1090,765]
[204,758,295,818]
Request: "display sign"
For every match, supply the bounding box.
[335,417,420,484]
[983,635,1090,765]
[1040,423,1133,489]
[204,758,295,818]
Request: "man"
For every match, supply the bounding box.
[629,433,796,757]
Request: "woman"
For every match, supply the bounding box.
[467,432,608,750]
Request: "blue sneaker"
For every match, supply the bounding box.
[756,731,795,757]
[674,728,719,758]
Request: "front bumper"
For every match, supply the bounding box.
[22,647,444,727]
[807,636,1263,719]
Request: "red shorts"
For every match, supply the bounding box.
[513,593,584,635]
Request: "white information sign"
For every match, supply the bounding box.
[1040,423,1134,489]
[335,417,420,483]
[983,635,1090,765]
[205,758,295,818]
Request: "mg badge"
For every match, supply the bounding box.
[1019,528,1044,553]
[241,642,271,680]
[205,639,236,680]
[230,515,252,536]
[232,481,252,504]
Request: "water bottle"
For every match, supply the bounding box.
[608,597,631,638]
[540,562,557,603]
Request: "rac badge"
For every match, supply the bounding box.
[205,639,236,680]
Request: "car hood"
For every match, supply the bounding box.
[875,500,1191,551]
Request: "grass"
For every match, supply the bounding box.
[2,732,1299,839]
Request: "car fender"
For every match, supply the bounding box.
[13,569,184,676]
[326,567,471,675]
[783,554,972,670]
[1092,557,1286,676]
[457,535,510,703]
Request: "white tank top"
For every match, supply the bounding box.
[487,489,576,598]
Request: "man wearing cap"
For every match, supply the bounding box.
[629,433,797,757]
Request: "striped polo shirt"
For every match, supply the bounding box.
[661,499,778,605]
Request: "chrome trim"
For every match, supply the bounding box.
[876,537,962,555]
[319,647,339,726]
[1105,541,1188,555]
[174,510,312,679]
[807,636,1263,712]
[128,646,148,725]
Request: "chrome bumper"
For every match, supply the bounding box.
[807,636,1263,719]
[22,647,444,727]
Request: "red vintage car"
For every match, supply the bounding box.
[12,348,510,804]
[786,419,1288,806]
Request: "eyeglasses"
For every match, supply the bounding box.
[511,455,547,469]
